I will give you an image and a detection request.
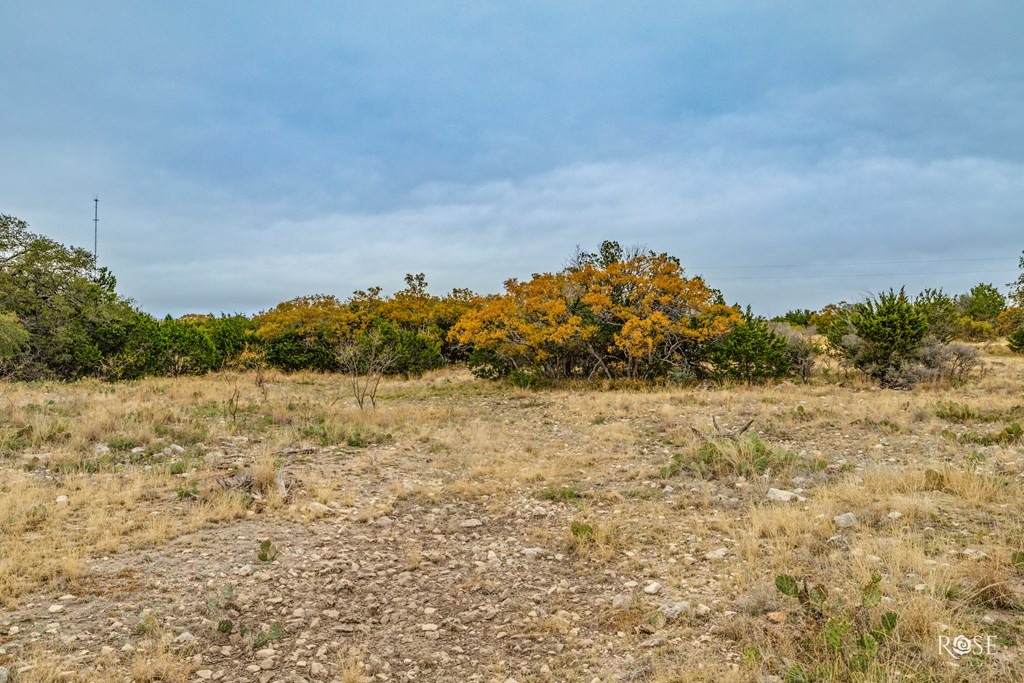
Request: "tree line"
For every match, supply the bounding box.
[2,214,1022,387]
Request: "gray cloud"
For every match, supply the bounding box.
[2,2,1022,317]
[84,151,1020,316]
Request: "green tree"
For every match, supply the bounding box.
[913,288,958,342]
[369,318,443,378]
[1009,326,1024,354]
[263,331,339,372]
[706,309,794,383]
[184,314,257,369]
[155,318,219,376]
[828,288,927,386]
[0,312,29,376]
[0,214,131,379]
[959,283,1006,322]
[1008,251,1024,308]
[772,309,815,328]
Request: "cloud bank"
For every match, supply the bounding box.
[2,2,1021,315]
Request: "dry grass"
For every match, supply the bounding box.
[337,648,373,683]
[7,635,194,683]
[2,353,1024,679]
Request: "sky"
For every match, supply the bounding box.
[2,1,1022,317]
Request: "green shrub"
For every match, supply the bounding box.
[775,572,900,680]
[936,401,979,422]
[959,282,1006,323]
[660,433,808,479]
[1009,326,1024,354]
[156,319,219,376]
[263,331,338,372]
[543,485,581,502]
[956,315,997,341]
[913,288,959,342]
[705,310,794,384]
[367,319,443,378]
[0,312,29,376]
[772,309,815,328]
[192,314,257,368]
[827,288,927,387]
[466,347,515,381]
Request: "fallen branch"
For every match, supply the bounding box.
[215,471,254,491]
[691,416,755,441]
[277,447,317,457]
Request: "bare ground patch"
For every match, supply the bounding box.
[2,358,1024,681]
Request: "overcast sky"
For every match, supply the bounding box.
[2,2,1022,316]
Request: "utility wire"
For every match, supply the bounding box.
[710,268,1017,282]
[691,256,1013,271]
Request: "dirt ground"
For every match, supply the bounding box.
[2,351,1024,682]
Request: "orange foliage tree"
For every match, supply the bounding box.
[252,277,485,373]
[450,244,740,381]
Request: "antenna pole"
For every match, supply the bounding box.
[93,197,99,264]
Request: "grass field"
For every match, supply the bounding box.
[1,349,1023,682]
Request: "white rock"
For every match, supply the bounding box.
[833,512,859,528]
[695,603,712,616]
[238,564,254,576]
[48,604,64,613]
[460,519,483,528]
[643,582,662,595]
[657,601,690,621]
[611,593,632,609]
[705,547,729,561]
[640,632,668,648]
[766,488,805,503]
[519,547,543,557]
[55,496,69,506]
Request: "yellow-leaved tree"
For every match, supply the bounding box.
[450,242,739,381]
